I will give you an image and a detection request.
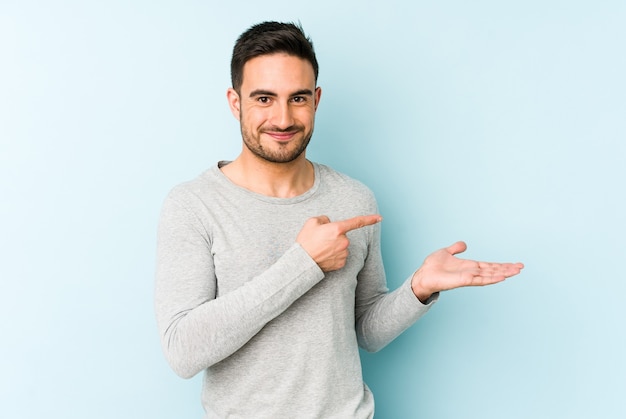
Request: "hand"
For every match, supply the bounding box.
[297,214,382,272]
[411,241,524,303]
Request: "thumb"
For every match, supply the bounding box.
[309,215,331,226]
[445,241,467,255]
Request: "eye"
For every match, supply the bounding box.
[257,96,271,104]
[291,96,306,104]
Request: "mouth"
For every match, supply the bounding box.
[263,130,299,142]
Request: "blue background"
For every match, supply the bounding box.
[1,1,624,418]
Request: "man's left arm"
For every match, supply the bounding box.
[353,219,434,353]
[354,222,524,353]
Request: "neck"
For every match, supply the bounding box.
[221,153,314,198]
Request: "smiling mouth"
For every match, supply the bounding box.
[263,130,299,142]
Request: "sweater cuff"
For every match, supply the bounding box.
[290,242,325,280]
[402,276,439,308]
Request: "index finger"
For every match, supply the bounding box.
[334,214,382,234]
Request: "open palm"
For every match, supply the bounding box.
[411,241,524,302]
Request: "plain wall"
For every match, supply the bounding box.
[1,0,624,417]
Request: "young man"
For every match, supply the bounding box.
[155,21,523,418]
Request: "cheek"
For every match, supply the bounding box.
[299,109,317,126]
[241,108,267,127]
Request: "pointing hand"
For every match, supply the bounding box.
[297,215,382,272]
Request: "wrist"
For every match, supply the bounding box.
[411,269,434,304]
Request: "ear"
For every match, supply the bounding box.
[226,88,241,120]
[314,86,322,111]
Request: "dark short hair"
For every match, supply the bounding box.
[230,21,319,92]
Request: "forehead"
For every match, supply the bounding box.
[241,53,316,92]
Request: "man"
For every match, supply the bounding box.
[155,21,523,418]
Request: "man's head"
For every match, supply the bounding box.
[230,21,319,93]
[227,22,322,165]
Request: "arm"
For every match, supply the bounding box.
[354,226,524,353]
[354,221,435,353]
[155,194,382,379]
[155,195,324,378]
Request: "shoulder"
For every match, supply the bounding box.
[315,163,378,210]
[162,164,223,210]
[316,163,374,193]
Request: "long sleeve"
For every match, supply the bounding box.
[155,194,325,378]
[354,216,438,353]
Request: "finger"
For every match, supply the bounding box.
[474,267,523,284]
[478,261,524,272]
[476,262,525,280]
[445,241,467,256]
[472,274,508,286]
[335,214,382,234]
[503,262,525,275]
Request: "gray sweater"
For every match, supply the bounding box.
[155,162,437,418]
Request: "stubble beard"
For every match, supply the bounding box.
[240,124,313,164]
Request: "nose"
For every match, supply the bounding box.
[269,101,294,129]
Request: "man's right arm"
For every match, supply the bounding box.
[154,195,324,379]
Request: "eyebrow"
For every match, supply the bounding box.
[248,89,314,98]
